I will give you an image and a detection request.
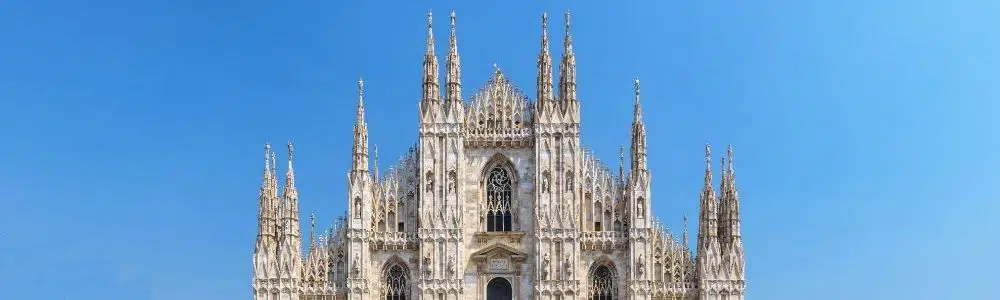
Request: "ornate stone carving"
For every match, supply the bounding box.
[540,253,550,280]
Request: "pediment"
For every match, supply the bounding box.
[470,242,528,261]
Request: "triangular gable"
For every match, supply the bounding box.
[470,243,528,260]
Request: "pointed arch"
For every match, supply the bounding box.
[480,153,518,232]
[588,257,618,300]
[380,256,411,300]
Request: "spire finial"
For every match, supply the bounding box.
[727,144,735,170]
[537,11,554,106]
[444,10,462,105]
[287,140,295,163]
[264,143,272,172]
[564,10,572,45]
[309,210,316,250]
[543,11,549,30]
[634,78,641,103]
[705,143,712,165]
[450,10,456,31]
[683,215,690,246]
[357,78,365,106]
[427,10,433,29]
[373,144,380,181]
[619,144,625,182]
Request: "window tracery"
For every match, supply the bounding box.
[485,167,513,232]
[383,264,409,300]
[590,265,617,300]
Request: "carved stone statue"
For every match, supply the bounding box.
[447,255,456,276]
[423,252,432,276]
[447,170,457,193]
[541,253,550,280]
[541,171,551,193]
[637,257,645,278]
[425,172,434,193]
[351,254,360,276]
[563,256,573,278]
[565,173,574,192]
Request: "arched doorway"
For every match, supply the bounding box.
[486,277,513,300]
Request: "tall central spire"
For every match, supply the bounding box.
[558,11,577,104]
[445,11,462,106]
[352,79,369,172]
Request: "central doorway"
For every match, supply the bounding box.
[486,277,513,300]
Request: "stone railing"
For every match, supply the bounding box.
[464,127,534,148]
[579,231,629,251]
[370,231,419,250]
[473,231,526,245]
[650,281,698,298]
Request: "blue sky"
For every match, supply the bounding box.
[1,0,998,299]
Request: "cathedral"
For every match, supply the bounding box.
[251,11,745,300]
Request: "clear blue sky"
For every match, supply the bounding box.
[1,0,997,299]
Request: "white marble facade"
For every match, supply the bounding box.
[251,11,745,300]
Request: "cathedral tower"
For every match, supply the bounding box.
[417,11,468,299]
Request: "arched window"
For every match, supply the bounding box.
[383,264,409,300]
[486,167,513,232]
[590,265,617,300]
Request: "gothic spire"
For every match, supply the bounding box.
[308,210,317,252]
[421,10,441,120]
[445,11,462,106]
[284,141,298,202]
[537,12,554,107]
[352,79,370,172]
[630,79,648,172]
[723,145,742,241]
[697,144,719,252]
[372,144,379,182]
[279,141,302,279]
[253,143,277,280]
[257,143,277,239]
[618,144,626,185]
[683,215,690,249]
[558,10,577,104]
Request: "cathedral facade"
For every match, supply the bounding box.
[251,11,745,300]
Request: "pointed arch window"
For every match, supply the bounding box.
[383,264,409,300]
[485,167,513,232]
[590,265,617,300]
